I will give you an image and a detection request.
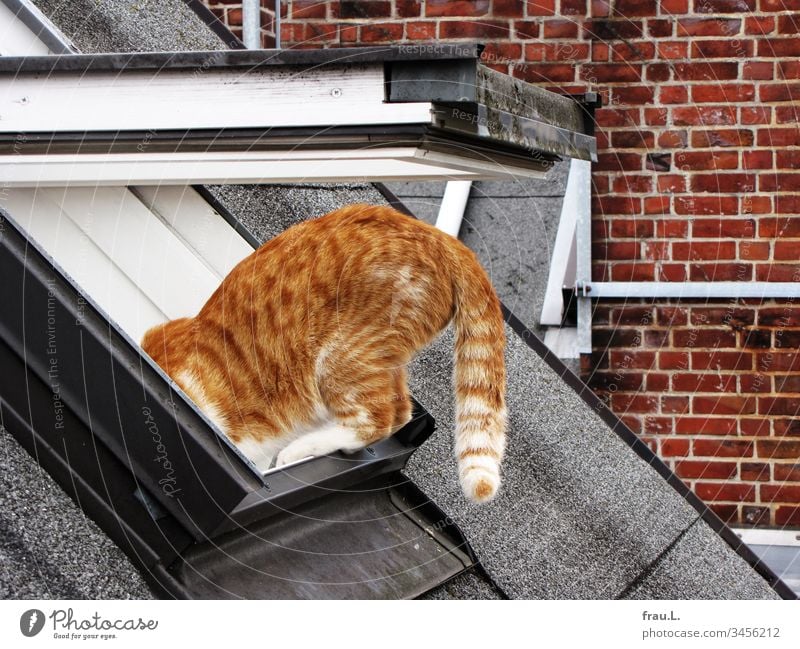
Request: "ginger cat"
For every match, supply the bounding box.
[141,204,506,503]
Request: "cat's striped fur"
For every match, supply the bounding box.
[141,204,506,502]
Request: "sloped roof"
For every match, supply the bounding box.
[0,0,786,599]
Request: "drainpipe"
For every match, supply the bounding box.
[435,180,472,238]
[274,0,281,48]
[242,0,260,49]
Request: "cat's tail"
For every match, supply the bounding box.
[450,245,507,504]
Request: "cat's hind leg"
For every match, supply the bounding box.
[275,367,398,466]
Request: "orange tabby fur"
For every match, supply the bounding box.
[141,204,506,502]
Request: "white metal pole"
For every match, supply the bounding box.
[434,180,472,238]
[242,0,260,49]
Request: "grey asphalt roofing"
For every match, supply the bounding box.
[32,0,226,52]
[0,0,785,600]
[385,169,569,333]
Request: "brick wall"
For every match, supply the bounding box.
[203,0,277,46]
[248,1,799,528]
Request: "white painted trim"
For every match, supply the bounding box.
[733,528,800,548]
[585,282,800,299]
[4,186,253,342]
[0,65,432,132]
[0,1,50,56]
[540,173,578,326]
[0,148,501,186]
[543,327,579,359]
[435,181,472,238]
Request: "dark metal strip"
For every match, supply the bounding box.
[0,43,482,74]
[180,0,246,50]
[0,0,75,54]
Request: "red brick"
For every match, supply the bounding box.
[303,21,338,41]
[741,463,770,482]
[762,172,800,193]
[692,350,753,370]
[612,175,653,193]
[676,417,738,434]
[647,18,673,37]
[611,41,656,61]
[561,0,588,13]
[673,106,736,126]
[595,108,640,127]
[758,128,800,147]
[439,20,509,38]
[610,350,656,368]
[543,43,589,60]
[515,20,540,38]
[611,85,655,104]
[744,196,773,215]
[660,396,688,414]
[693,439,754,458]
[774,463,800,481]
[610,262,655,280]
[581,63,642,82]
[543,19,579,38]
[758,396,800,416]
[695,482,755,503]
[676,461,737,479]
[643,196,670,214]
[692,218,755,238]
[690,173,756,193]
[758,218,800,238]
[647,373,670,390]
[661,438,690,456]
[594,153,643,172]
[587,372,644,391]
[674,150,739,170]
[396,0,422,16]
[691,39,754,58]
[661,0,688,11]
[739,241,770,260]
[758,439,800,459]
[740,417,771,435]
[657,220,690,238]
[646,63,670,82]
[658,41,688,59]
[671,62,739,81]
[492,0,525,15]
[761,485,800,502]
[611,394,659,413]
[406,21,437,39]
[745,16,775,35]
[776,105,800,123]
[425,0,490,16]
[526,0,557,15]
[777,152,800,170]
[693,395,756,415]
[690,262,753,281]
[585,18,644,39]
[775,419,800,436]
[776,506,800,526]
[691,84,755,103]
[712,504,740,524]
[760,83,800,102]
[674,197,738,216]
[758,38,800,57]
[594,241,640,259]
[611,0,656,14]
[741,106,771,125]
[660,351,689,369]
[677,18,740,37]
[594,328,644,347]
[643,241,669,260]
[757,263,800,281]
[742,150,773,170]
[778,61,800,79]
[610,219,654,237]
[672,241,736,261]
[656,306,688,326]
[694,0,754,10]
[658,175,687,193]
[758,353,800,373]
[672,373,736,392]
[741,62,773,81]
[290,0,327,19]
[359,22,404,41]
[776,195,800,213]
[513,63,575,82]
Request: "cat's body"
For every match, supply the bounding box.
[141,204,506,502]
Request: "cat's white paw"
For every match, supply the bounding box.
[275,445,314,467]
